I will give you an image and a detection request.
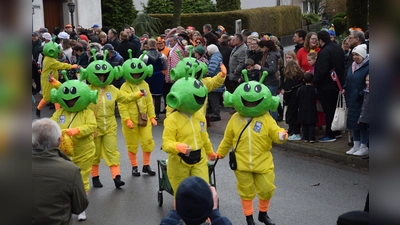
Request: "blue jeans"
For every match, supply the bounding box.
[266,85,278,120]
[352,128,369,145]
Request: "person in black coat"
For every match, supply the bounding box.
[115,31,138,61]
[296,72,318,142]
[313,30,345,142]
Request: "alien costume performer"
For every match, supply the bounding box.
[79,50,145,188]
[36,39,78,118]
[118,50,158,176]
[162,64,218,195]
[166,46,226,117]
[49,71,98,221]
[216,71,288,225]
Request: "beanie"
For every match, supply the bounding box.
[206,44,219,55]
[352,44,367,59]
[176,176,213,224]
[194,45,205,55]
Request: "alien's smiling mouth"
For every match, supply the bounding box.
[130,72,144,79]
[63,96,80,108]
[194,94,206,105]
[94,71,110,82]
[241,97,263,108]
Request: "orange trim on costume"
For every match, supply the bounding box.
[258,199,271,212]
[128,152,138,167]
[91,165,99,177]
[241,199,254,216]
[143,152,151,165]
[55,103,61,111]
[37,99,48,110]
[110,165,120,179]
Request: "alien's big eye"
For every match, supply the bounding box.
[70,87,77,94]
[195,60,200,65]
[254,84,261,93]
[63,87,69,94]
[131,62,136,69]
[138,63,143,69]
[95,64,101,70]
[186,62,192,67]
[102,64,107,70]
[244,84,251,92]
[194,80,202,89]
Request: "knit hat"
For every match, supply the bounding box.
[352,44,367,59]
[220,34,230,43]
[217,25,225,33]
[194,45,205,55]
[101,43,114,51]
[328,29,336,37]
[58,31,70,39]
[176,176,213,224]
[42,32,52,41]
[206,44,219,55]
[79,34,89,43]
[92,24,100,28]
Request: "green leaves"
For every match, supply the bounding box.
[101,0,138,32]
[132,13,163,37]
[143,0,216,14]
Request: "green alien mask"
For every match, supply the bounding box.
[51,71,98,112]
[43,37,62,59]
[167,64,208,114]
[223,70,280,118]
[170,46,208,81]
[79,50,121,87]
[121,50,153,84]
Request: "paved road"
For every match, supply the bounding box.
[55,118,367,225]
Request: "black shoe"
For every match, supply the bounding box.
[132,166,141,176]
[36,108,41,118]
[113,175,125,188]
[246,215,256,225]
[142,165,156,176]
[258,211,275,225]
[210,116,221,122]
[92,176,103,188]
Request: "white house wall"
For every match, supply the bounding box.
[76,0,102,28]
[32,0,44,31]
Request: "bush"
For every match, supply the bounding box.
[102,0,137,32]
[333,12,346,19]
[302,13,320,25]
[150,5,301,37]
[132,13,163,37]
[216,0,240,12]
[331,17,346,36]
[143,0,216,14]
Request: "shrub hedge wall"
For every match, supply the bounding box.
[149,5,301,37]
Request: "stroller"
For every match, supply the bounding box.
[157,158,219,206]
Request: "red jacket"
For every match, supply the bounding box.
[297,47,320,72]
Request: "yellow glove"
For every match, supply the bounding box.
[125,119,134,129]
[176,143,190,155]
[150,118,157,126]
[207,152,217,161]
[66,128,80,137]
[219,63,227,77]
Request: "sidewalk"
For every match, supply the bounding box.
[206,107,369,169]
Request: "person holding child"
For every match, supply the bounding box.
[296,72,318,142]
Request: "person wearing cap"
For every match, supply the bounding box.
[216,25,226,37]
[41,32,53,45]
[102,44,125,88]
[92,24,101,32]
[342,44,369,156]
[65,24,73,34]
[313,30,345,142]
[194,45,208,64]
[328,29,338,44]
[160,176,232,225]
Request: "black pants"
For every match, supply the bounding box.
[302,123,316,141]
[317,90,338,138]
[153,95,161,116]
[288,123,300,135]
[208,92,221,118]
[32,64,41,92]
[163,82,173,109]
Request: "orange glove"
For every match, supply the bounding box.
[215,153,224,159]
[136,91,144,98]
[150,118,157,126]
[125,119,134,129]
[176,143,190,155]
[71,64,79,69]
[219,63,227,77]
[279,130,288,141]
[66,128,80,137]
[208,152,217,161]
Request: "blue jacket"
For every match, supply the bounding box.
[160,209,232,225]
[207,52,224,93]
[344,58,369,130]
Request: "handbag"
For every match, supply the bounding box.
[229,118,252,170]
[136,101,148,127]
[331,92,347,131]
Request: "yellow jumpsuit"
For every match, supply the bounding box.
[87,85,142,177]
[51,108,97,192]
[41,56,73,102]
[162,110,214,195]
[118,81,156,165]
[166,73,225,117]
[216,113,286,215]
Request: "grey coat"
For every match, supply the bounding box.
[228,43,247,81]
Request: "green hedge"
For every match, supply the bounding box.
[149,5,301,37]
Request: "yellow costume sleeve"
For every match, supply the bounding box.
[266,114,286,144]
[202,73,225,92]
[216,117,235,157]
[117,83,132,121]
[142,82,156,119]
[161,114,180,154]
[74,109,97,139]
[115,85,142,104]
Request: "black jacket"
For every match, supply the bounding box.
[115,40,138,61]
[220,42,233,73]
[313,40,345,92]
[294,43,304,54]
